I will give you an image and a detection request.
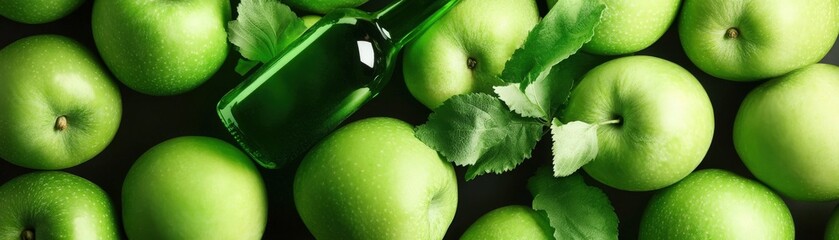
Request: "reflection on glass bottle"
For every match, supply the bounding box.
[217,0,460,169]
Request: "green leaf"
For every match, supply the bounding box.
[496,52,607,122]
[228,0,307,63]
[234,59,260,76]
[544,52,609,117]
[529,168,618,240]
[415,0,608,182]
[495,53,596,121]
[415,93,543,180]
[550,119,599,177]
[500,0,606,86]
[494,83,546,119]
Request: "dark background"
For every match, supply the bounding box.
[1,0,838,239]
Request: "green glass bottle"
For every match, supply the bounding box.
[217,0,460,169]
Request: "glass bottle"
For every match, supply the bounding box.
[217,0,460,169]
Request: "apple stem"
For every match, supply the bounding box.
[725,28,739,39]
[54,116,68,132]
[466,57,477,70]
[598,119,621,126]
[20,229,34,240]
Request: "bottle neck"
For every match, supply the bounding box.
[373,0,460,48]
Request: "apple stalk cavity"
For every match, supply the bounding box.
[21,229,34,240]
[467,57,477,70]
[54,116,68,132]
[725,28,739,39]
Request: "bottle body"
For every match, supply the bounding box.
[218,10,394,169]
[218,0,460,169]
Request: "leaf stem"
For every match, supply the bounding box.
[597,119,621,126]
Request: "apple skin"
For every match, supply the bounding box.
[734,63,839,201]
[403,0,539,109]
[547,0,680,55]
[91,0,230,96]
[294,117,458,239]
[0,35,121,170]
[460,205,552,240]
[639,169,794,240]
[563,56,714,191]
[0,171,119,240]
[827,206,839,240]
[122,136,267,240]
[679,0,839,81]
[301,15,322,28]
[0,0,84,24]
[285,0,367,14]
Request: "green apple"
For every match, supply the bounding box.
[563,56,714,191]
[301,15,322,28]
[460,205,552,240]
[0,0,84,24]
[403,0,539,109]
[0,171,119,240]
[285,0,367,14]
[734,63,839,201]
[547,0,680,55]
[639,169,794,239]
[827,206,839,240]
[122,136,267,240]
[0,35,121,170]
[92,0,230,95]
[679,0,839,81]
[294,117,458,239]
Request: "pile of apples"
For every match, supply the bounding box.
[0,0,838,239]
[404,0,839,239]
[0,0,264,239]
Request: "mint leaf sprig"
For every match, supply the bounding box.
[416,0,610,180]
